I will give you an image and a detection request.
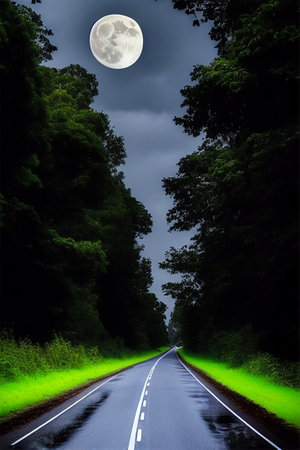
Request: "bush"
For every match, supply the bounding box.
[0,335,102,382]
[97,337,126,358]
[44,336,99,369]
[210,325,259,366]
[244,353,300,389]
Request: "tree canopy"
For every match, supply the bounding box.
[161,0,299,361]
[0,0,167,350]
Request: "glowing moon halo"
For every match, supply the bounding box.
[89,14,143,69]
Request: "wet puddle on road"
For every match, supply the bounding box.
[108,376,123,383]
[186,386,273,448]
[14,391,111,449]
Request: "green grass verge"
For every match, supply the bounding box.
[0,347,169,419]
[178,349,300,429]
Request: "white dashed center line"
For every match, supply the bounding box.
[140,412,145,421]
[137,429,142,442]
[128,348,173,450]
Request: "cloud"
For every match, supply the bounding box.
[108,109,195,155]
[108,109,197,319]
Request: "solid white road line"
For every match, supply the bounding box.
[177,355,282,450]
[128,348,173,450]
[10,373,119,447]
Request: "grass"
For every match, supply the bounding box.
[0,336,169,420]
[178,349,300,429]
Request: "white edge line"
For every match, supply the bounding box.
[177,355,282,450]
[128,348,173,450]
[11,373,119,447]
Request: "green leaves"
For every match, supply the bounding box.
[175,59,249,140]
[15,4,57,62]
[1,1,167,348]
[162,0,299,359]
[50,229,107,275]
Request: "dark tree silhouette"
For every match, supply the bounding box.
[161,0,299,361]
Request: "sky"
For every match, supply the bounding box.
[16,0,217,320]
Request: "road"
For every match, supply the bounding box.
[0,348,281,450]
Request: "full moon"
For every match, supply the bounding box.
[89,14,143,69]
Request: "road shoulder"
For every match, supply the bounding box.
[177,352,300,450]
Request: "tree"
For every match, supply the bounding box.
[1,2,167,348]
[160,0,284,52]
[167,314,180,346]
[161,0,299,360]
[15,4,57,62]
[0,0,52,339]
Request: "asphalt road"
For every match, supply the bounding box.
[0,348,280,450]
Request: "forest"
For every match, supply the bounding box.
[162,0,299,364]
[0,0,168,352]
[0,0,299,369]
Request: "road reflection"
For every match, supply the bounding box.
[14,391,111,449]
[186,386,273,449]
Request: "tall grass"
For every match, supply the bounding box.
[178,349,300,429]
[0,336,100,382]
[0,336,168,419]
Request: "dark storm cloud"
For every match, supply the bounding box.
[107,110,193,155]
[107,110,197,317]
[16,0,216,319]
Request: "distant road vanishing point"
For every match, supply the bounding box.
[0,348,282,449]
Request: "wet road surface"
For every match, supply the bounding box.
[0,348,280,449]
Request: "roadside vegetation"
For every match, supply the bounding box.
[178,349,300,429]
[0,336,169,420]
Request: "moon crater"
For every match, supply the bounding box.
[90,14,143,69]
